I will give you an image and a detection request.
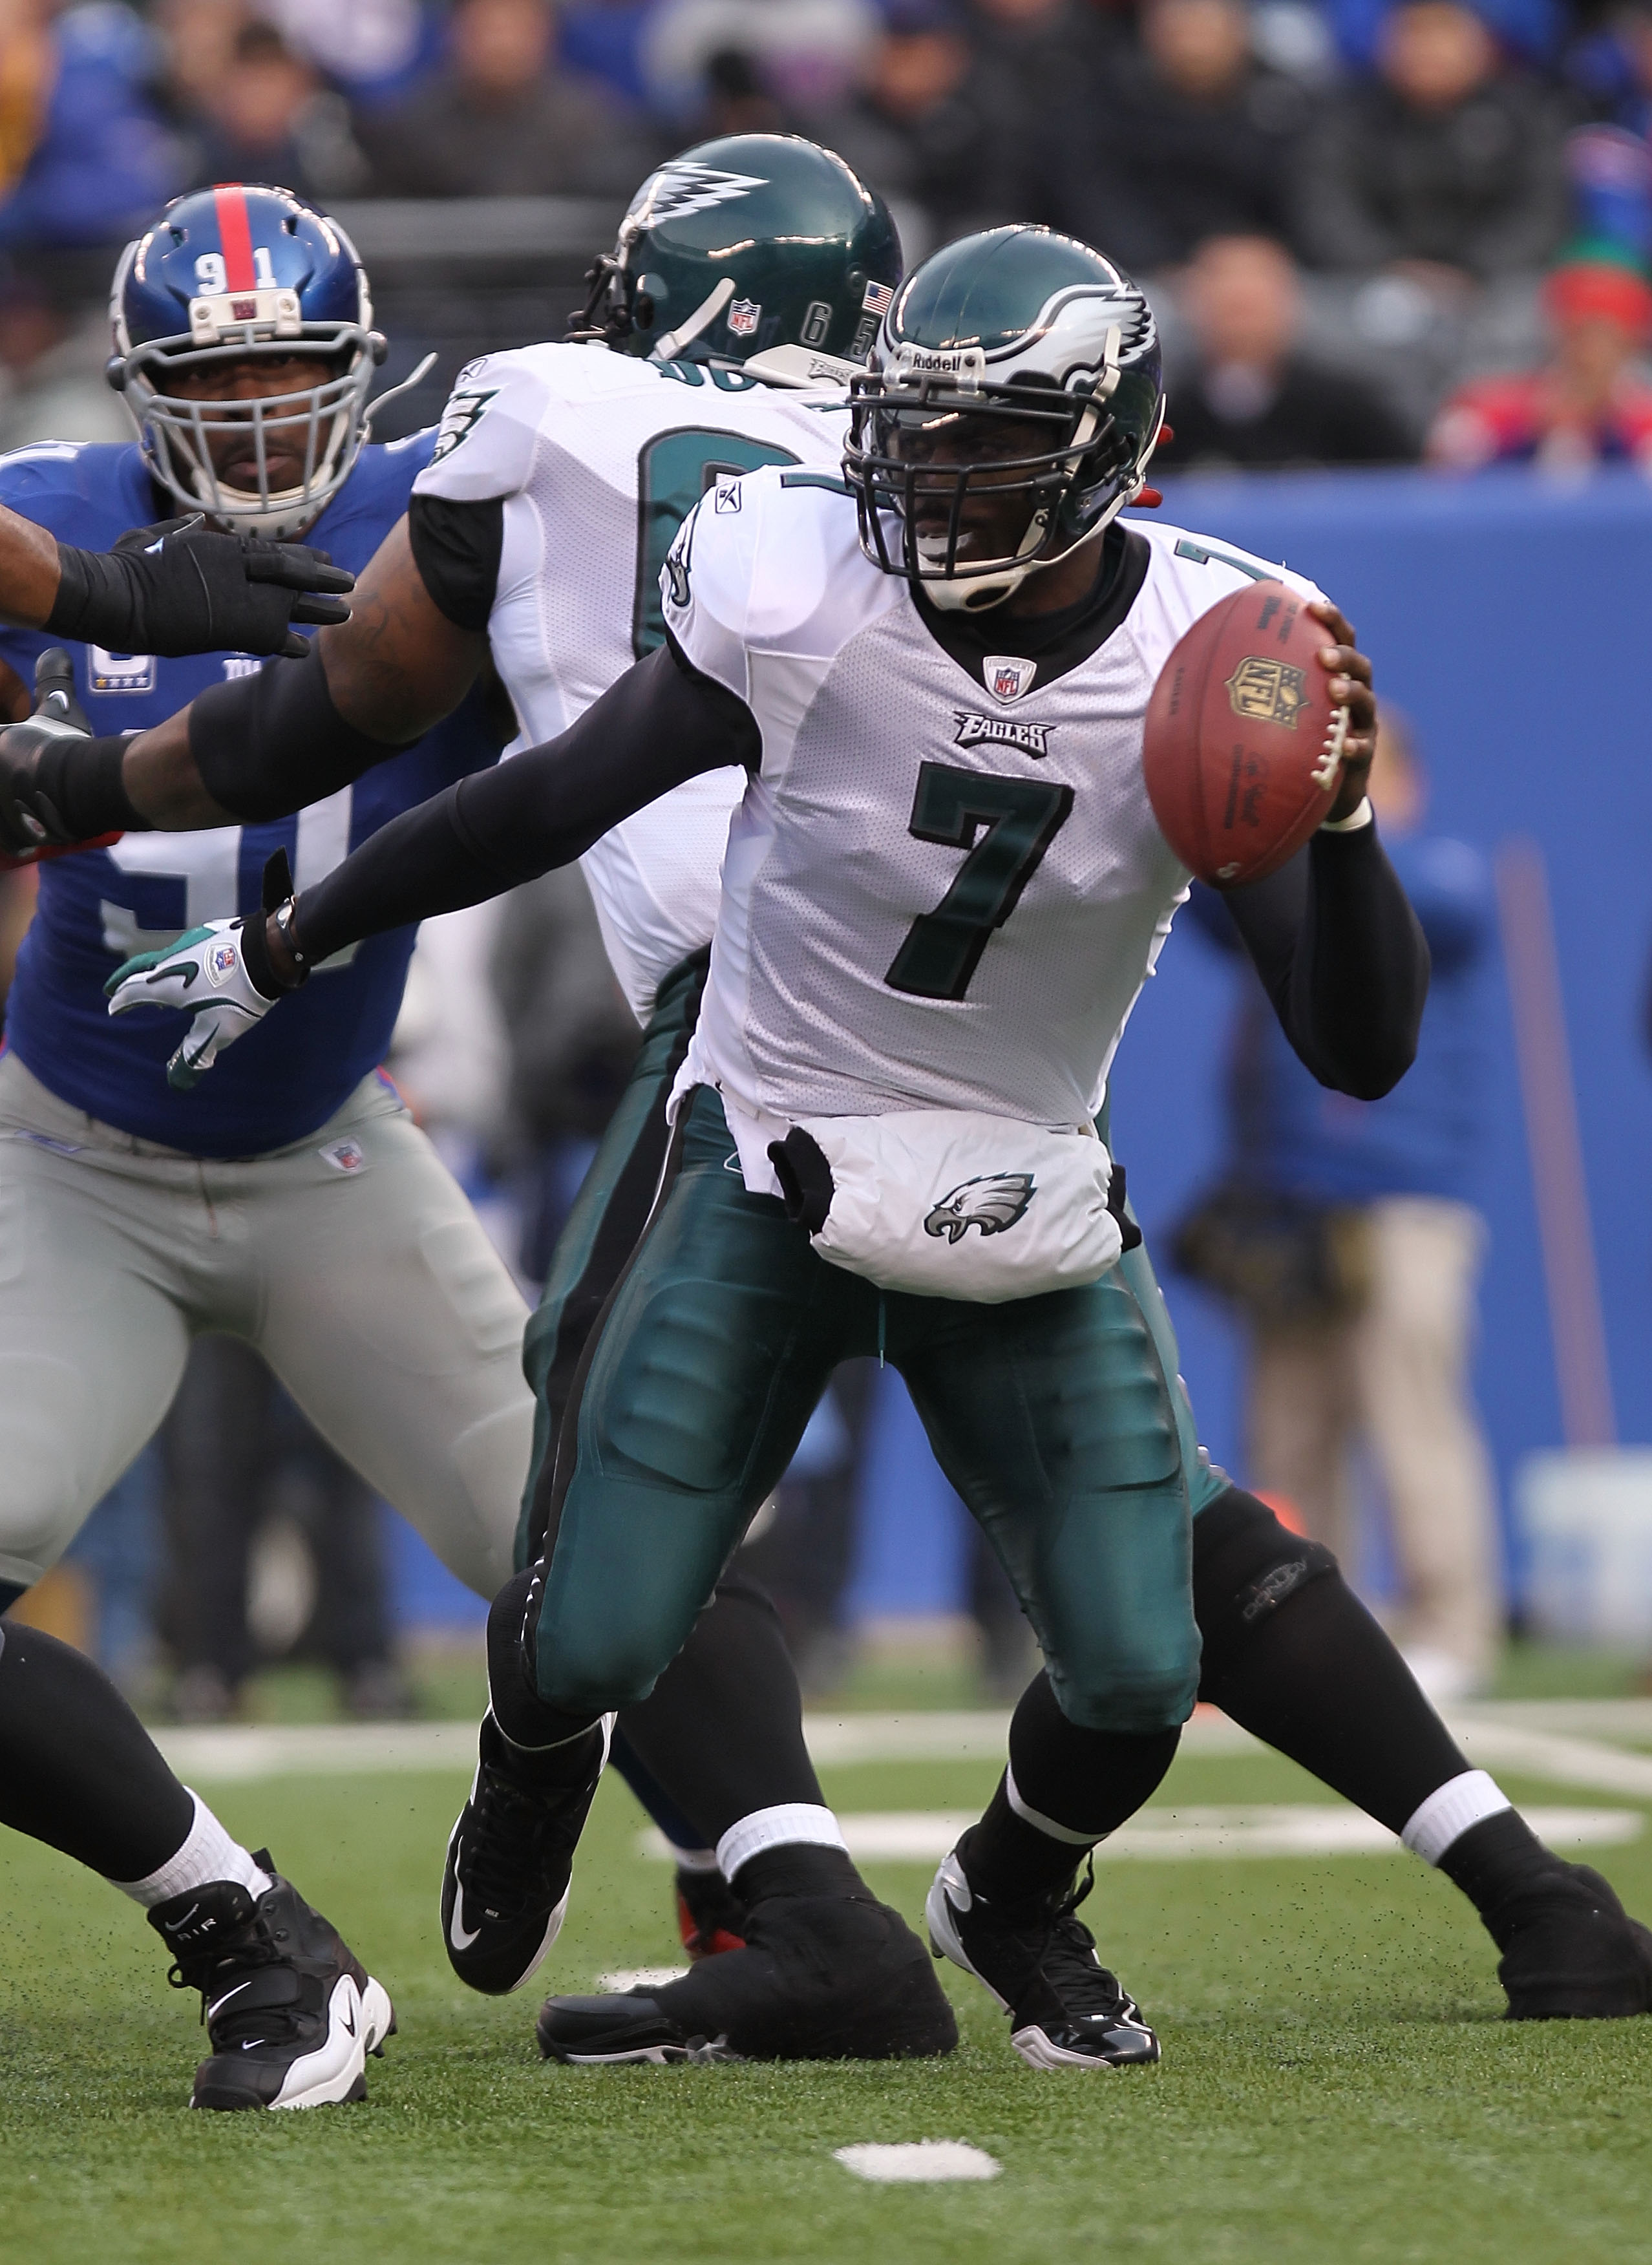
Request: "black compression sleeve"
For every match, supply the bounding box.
[1223,824,1429,1098]
[189,638,416,822]
[292,639,760,963]
[408,494,504,632]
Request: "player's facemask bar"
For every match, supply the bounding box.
[845,368,1149,612]
[120,326,394,542]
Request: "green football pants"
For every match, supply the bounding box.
[530,1079,1202,1736]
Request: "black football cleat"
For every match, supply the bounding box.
[927,1843,1160,2070]
[538,1890,958,2064]
[1496,1862,1652,2019]
[149,1855,394,2111]
[675,1864,748,1960]
[440,1711,608,1995]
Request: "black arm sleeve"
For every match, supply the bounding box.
[292,639,760,964]
[189,639,419,822]
[407,494,505,633]
[1222,824,1430,1100]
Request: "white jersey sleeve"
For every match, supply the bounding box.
[412,353,546,503]
[1122,518,1329,681]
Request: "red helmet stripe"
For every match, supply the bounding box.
[213,184,257,293]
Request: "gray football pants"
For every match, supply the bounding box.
[0,1052,534,1599]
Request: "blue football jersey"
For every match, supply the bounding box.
[0,431,503,1157]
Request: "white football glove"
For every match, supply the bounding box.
[105,917,281,1089]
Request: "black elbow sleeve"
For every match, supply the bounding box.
[189,640,414,823]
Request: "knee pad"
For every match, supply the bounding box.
[1192,1487,1339,1683]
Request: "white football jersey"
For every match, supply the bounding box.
[662,469,1324,1191]
[412,343,850,1016]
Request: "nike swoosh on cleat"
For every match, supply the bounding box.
[206,1979,255,2022]
[449,1894,481,1953]
[162,1903,202,1932]
[343,2005,357,2037]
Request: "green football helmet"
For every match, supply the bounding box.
[843,226,1165,611]
[572,133,902,375]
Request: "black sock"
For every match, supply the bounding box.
[964,1671,1181,1906]
[615,1575,827,1846]
[1192,1489,1473,1834]
[1438,1809,1569,1946]
[0,1623,194,1880]
[731,1844,869,1904]
[485,1568,600,1767]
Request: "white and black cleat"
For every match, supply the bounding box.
[539,1889,957,2065]
[439,1710,609,1995]
[927,1843,1160,2070]
[149,1855,395,2111]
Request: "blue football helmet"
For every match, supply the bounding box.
[107,185,387,540]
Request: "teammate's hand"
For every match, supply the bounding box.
[1308,599,1376,822]
[105,917,282,1089]
[47,515,355,662]
[0,648,93,856]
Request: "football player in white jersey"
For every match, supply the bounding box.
[50,213,1652,2065]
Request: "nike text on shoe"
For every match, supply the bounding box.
[149,1855,395,2110]
[440,1712,608,1995]
[926,1844,1160,2070]
[1496,1862,1652,2019]
[538,1889,958,2064]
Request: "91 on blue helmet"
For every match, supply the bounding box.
[108,185,391,540]
[843,226,1165,611]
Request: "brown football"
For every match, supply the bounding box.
[1142,579,1348,889]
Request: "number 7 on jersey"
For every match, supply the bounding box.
[885,763,1075,1003]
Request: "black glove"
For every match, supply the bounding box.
[45,514,354,661]
[0,649,141,855]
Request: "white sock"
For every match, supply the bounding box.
[1401,1770,1513,1867]
[717,1803,849,1882]
[111,1791,273,1908]
[1005,1762,1104,1847]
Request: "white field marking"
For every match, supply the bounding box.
[641,1805,1643,1867]
[147,1701,1652,1789]
[595,1967,690,1993]
[834,2143,1001,2185]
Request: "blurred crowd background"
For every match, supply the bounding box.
[5,0,1652,1717]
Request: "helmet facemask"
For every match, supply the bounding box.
[846,353,1160,611]
[120,327,379,542]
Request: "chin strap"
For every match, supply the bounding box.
[650,277,737,363]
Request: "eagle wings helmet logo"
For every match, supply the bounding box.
[623,162,769,242]
[923,1173,1037,1244]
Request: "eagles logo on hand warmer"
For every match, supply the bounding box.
[924,1173,1035,1244]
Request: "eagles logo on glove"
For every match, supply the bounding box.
[105,850,305,1089]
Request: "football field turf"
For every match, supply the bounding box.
[4,1723,1651,2265]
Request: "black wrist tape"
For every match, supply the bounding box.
[35,734,147,840]
[43,544,132,648]
[189,638,415,823]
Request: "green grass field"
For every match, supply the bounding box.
[4,1729,1651,2265]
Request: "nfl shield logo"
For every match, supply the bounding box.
[986,657,1037,703]
[727,298,761,338]
[206,939,239,986]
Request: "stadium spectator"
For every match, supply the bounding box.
[0,1,179,248]
[807,0,1013,243]
[182,19,368,202]
[1295,0,1573,283]
[0,274,131,452]
[251,0,441,109]
[1158,234,1415,467]
[1085,0,1313,274]
[640,0,879,126]
[1178,711,1503,1703]
[359,0,656,198]
[1428,246,1652,468]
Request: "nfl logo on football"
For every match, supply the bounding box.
[727,298,761,338]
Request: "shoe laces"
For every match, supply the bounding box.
[465,1764,565,1917]
[167,1920,301,2047]
[1027,1863,1137,2021]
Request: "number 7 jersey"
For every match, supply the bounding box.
[662,466,1324,1179]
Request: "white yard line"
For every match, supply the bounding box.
[834,2143,1001,2184]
